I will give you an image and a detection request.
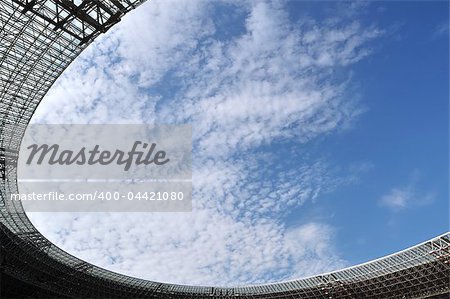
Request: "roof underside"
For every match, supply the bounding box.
[0,0,449,297]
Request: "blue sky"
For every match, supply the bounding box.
[26,0,448,286]
[310,0,449,264]
[274,0,449,265]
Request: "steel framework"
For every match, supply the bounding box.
[0,0,449,298]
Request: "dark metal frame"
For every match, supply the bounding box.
[0,0,449,297]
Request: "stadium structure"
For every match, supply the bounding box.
[0,0,449,298]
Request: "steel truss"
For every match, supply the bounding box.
[0,0,449,298]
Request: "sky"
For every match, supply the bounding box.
[23,0,448,287]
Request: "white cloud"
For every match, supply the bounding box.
[26,0,381,286]
[432,21,449,40]
[379,172,435,211]
[379,187,411,209]
[27,212,344,286]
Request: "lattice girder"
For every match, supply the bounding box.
[0,0,449,297]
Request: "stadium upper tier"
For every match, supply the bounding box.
[0,0,449,298]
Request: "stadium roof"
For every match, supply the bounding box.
[0,0,449,297]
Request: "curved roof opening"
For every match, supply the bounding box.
[13,0,449,289]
